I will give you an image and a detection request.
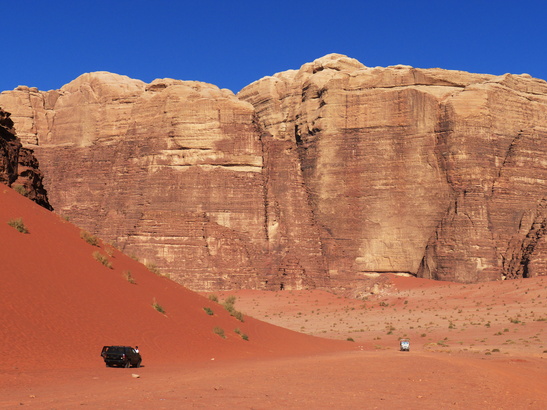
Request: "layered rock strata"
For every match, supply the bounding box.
[0,74,328,290]
[238,54,547,283]
[1,55,546,290]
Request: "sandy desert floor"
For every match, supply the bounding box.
[1,275,545,409]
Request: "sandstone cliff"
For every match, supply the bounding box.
[1,55,546,290]
[0,74,326,290]
[238,54,547,283]
[0,106,52,209]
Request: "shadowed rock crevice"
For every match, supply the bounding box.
[0,107,52,209]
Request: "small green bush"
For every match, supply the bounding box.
[123,270,136,284]
[224,295,236,306]
[80,230,99,246]
[347,337,355,342]
[7,218,29,234]
[231,310,244,322]
[234,328,249,340]
[203,307,214,316]
[146,262,160,275]
[13,184,28,197]
[152,298,166,314]
[93,251,112,269]
[208,294,219,303]
[213,326,226,339]
[222,296,244,322]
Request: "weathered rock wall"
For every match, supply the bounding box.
[0,106,52,209]
[0,73,328,290]
[0,108,19,185]
[1,55,547,289]
[238,54,547,283]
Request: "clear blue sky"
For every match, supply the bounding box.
[3,0,546,94]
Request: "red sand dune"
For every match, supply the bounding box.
[1,185,546,408]
[0,185,349,370]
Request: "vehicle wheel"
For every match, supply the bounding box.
[135,359,141,368]
[124,360,131,368]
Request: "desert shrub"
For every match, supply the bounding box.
[346,337,355,342]
[93,251,112,269]
[146,262,160,275]
[234,328,248,340]
[222,296,244,322]
[492,348,500,352]
[224,295,236,305]
[203,307,214,316]
[152,298,165,314]
[80,230,99,246]
[231,310,244,322]
[208,294,219,303]
[213,326,226,339]
[7,218,29,234]
[123,270,136,284]
[13,184,28,196]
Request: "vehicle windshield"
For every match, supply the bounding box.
[106,346,125,354]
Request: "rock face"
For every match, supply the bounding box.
[0,106,52,209]
[0,74,328,290]
[0,108,19,185]
[1,55,546,289]
[239,54,547,283]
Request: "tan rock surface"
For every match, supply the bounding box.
[2,54,547,288]
[0,73,329,290]
[239,54,547,283]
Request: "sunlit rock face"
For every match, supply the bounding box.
[1,54,547,289]
[0,73,327,290]
[239,54,547,283]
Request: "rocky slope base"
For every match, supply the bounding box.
[1,54,546,289]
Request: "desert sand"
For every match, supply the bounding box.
[1,185,546,409]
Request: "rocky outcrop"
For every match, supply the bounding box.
[1,55,546,289]
[0,107,52,209]
[0,73,328,290]
[0,108,19,185]
[238,54,547,283]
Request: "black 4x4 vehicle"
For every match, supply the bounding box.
[101,346,142,368]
